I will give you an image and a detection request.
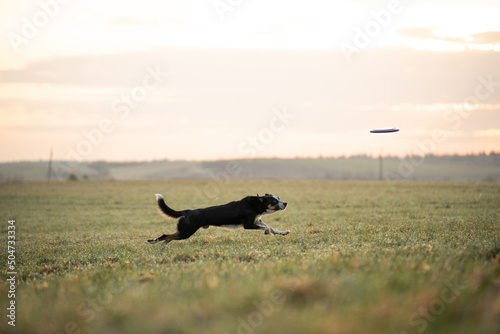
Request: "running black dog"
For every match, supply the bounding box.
[148,194,289,244]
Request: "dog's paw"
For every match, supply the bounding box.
[147,239,157,244]
[282,230,290,235]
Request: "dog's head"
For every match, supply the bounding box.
[258,194,287,214]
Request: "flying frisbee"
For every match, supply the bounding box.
[370,127,399,133]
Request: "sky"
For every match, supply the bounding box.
[1,0,499,162]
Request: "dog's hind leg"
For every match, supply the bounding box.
[176,217,201,240]
[147,231,181,244]
[148,217,201,245]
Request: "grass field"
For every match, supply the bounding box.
[0,180,499,334]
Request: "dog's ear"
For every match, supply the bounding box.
[257,194,264,203]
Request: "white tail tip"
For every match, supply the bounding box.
[155,194,163,201]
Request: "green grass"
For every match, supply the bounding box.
[0,180,499,334]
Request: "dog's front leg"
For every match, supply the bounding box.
[255,220,290,236]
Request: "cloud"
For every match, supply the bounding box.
[470,31,500,44]
[0,52,169,87]
[346,0,500,6]
[108,17,158,27]
[1,48,500,105]
[473,128,500,137]
[397,27,466,43]
[1,47,500,159]
[398,27,500,47]
[250,18,320,37]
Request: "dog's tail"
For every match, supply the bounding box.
[155,194,183,218]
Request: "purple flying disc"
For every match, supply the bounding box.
[370,127,399,133]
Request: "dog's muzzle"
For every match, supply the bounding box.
[279,201,288,210]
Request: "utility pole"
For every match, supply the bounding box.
[378,150,383,181]
[47,148,53,181]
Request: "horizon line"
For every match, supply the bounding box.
[1,151,499,164]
